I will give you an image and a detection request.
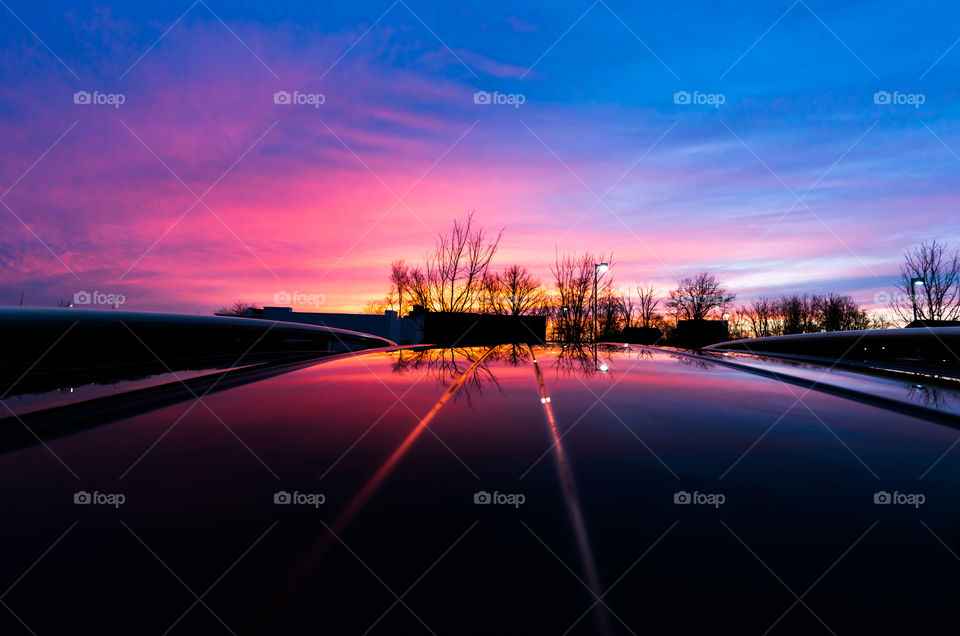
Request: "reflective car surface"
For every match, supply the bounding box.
[2,344,959,634]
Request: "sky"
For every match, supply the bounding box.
[1,0,959,314]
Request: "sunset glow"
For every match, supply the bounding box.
[2,2,958,312]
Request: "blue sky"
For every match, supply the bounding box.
[1,0,959,312]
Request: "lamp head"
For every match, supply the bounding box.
[597,263,609,273]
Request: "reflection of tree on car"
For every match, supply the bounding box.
[389,347,503,408]
[906,384,951,410]
[552,344,615,378]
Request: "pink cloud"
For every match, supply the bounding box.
[2,14,957,316]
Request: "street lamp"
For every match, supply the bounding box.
[594,262,608,342]
[910,277,925,323]
[560,305,569,343]
[722,312,730,321]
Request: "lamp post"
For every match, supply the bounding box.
[594,262,608,342]
[910,277,925,323]
[560,305,569,343]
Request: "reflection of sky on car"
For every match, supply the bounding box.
[4,344,960,632]
[1,368,215,417]
[699,349,960,417]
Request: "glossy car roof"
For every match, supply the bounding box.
[2,344,959,633]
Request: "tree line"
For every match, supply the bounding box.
[729,240,960,337]
[730,294,883,339]
[372,215,960,342]
[372,213,742,342]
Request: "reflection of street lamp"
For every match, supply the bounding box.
[592,345,609,372]
[910,277,925,322]
[594,263,608,342]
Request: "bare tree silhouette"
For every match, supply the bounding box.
[389,259,411,317]
[740,297,777,338]
[215,300,260,315]
[480,264,546,316]
[890,240,960,324]
[635,283,661,328]
[385,213,504,314]
[737,293,873,337]
[618,292,637,328]
[667,272,735,321]
[813,294,870,331]
[779,295,816,334]
[426,212,503,312]
[551,251,613,342]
